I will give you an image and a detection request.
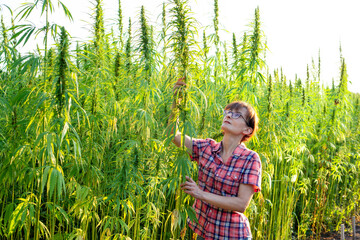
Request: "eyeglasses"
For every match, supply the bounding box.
[223,110,249,126]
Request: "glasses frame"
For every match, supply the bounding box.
[223,110,249,126]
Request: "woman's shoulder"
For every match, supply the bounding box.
[193,138,220,150]
[193,137,218,144]
[237,144,260,161]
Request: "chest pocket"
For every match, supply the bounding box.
[214,154,246,196]
[199,155,217,190]
[215,171,242,196]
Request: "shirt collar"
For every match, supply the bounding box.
[212,141,222,153]
[212,141,245,156]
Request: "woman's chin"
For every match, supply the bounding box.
[221,125,229,132]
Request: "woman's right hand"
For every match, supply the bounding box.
[173,77,186,100]
[168,77,193,151]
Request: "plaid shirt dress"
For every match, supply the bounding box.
[188,138,262,239]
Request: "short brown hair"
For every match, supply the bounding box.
[224,101,259,142]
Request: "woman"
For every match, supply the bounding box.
[170,79,261,239]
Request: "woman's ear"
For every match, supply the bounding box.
[244,127,253,135]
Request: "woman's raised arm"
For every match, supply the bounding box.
[167,78,193,153]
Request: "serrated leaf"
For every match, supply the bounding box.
[42,165,51,194]
[48,168,56,200]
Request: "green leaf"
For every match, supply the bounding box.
[16,3,36,21]
[60,121,69,145]
[16,25,36,46]
[56,166,66,199]
[41,166,52,193]
[58,1,73,21]
[184,206,197,225]
[48,167,56,200]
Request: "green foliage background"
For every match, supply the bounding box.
[0,0,359,239]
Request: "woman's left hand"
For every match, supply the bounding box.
[180,176,204,200]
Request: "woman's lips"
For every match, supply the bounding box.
[224,120,231,124]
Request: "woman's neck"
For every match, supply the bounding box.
[221,134,243,155]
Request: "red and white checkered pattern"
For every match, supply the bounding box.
[188,138,261,239]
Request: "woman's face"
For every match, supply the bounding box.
[221,108,252,137]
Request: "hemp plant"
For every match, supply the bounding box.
[167,0,198,236]
[14,0,73,85]
[54,27,69,117]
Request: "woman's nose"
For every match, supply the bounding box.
[224,112,232,118]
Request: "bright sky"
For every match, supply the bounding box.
[2,0,360,93]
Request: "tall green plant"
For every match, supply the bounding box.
[138,6,153,83]
[54,27,69,116]
[14,0,73,85]
[168,0,198,237]
[1,16,12,69]
[248,7,265,89]
[125,18,132,76]
[118,0,123,47]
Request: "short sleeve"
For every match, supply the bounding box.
[191,138,213,164]
[240,152,262,192]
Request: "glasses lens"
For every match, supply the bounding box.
[224,110,241,119]
[224,110,249,125]
[233,112,241,119]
